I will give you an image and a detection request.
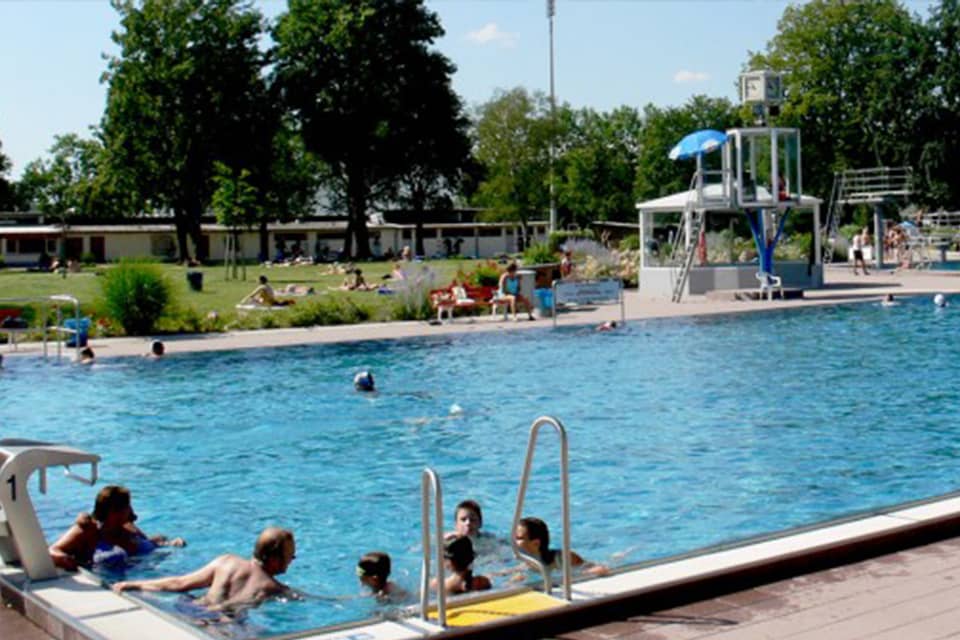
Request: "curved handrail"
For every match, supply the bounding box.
[420,467,446,627]
[511,416,572,600]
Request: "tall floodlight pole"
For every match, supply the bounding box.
[547,0,557,234]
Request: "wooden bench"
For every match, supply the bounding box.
[430,284,510,323]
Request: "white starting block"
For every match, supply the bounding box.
[0,439,99,580]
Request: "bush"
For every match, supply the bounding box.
[548,229,595,252]
[522,242,557,265]
[98,261,173,335]
[289,296,372,326]
[80,252,97,265]
[389,265,439,321]
[463,260,501,287]
[619,234,640,251]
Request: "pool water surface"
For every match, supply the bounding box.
[3,296,959,636]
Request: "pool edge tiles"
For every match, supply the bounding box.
[0,568,207,640]
[6,493,960,640]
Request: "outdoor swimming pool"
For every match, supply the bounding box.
[4,295,960,637]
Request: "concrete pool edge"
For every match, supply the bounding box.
[6,491,960,640]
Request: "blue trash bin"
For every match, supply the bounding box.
[534,288,554,317]
[64,317,90,348]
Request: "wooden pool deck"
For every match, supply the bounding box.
[558,535,960,640]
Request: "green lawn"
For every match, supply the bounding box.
[0,259,489,337]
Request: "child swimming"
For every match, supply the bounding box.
[513,516,607,578]
[432,536,491,596]
[357,551,405,601]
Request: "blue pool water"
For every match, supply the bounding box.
[4,296,960,636]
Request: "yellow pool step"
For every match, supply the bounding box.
[429,590,568,627]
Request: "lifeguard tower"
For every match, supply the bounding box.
[637,70,823,301]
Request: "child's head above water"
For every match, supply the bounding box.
[357,551,391,592]
[454,500,483,537]
[516,516,550,560]
[443,536,475,573]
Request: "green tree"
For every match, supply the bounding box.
[0,141,15,211]
[273,0,460,259]
[748,0,925,199]
[634,96,740,202]
[472,87,553,241]
[101,0,272,263]
[915,0,960,207]
[393,56,473,257]
[559,106,642,227]
[211,161,258,279]
[14,134,117,218]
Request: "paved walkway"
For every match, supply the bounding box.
[558,535,960,640]
[0,603,52,640]
[5,265,959,361]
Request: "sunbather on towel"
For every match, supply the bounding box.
[241,276,295,307]
[333,269,377,291]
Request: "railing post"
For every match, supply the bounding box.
[420,468,446,626]
[511,416,572,600]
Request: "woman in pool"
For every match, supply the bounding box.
[49,485,185,571]
[512,517,607,578]
[432,536,491,596]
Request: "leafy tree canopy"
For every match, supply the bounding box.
[273,0,459,259]
[102,0,271,261]
[748,0,925,199]
[634,95,740,202]
[472,87,554,230]
[559,106,643,226]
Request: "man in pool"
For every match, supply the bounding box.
[113,527,296,611]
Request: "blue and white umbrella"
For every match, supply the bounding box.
[668,129,728,161]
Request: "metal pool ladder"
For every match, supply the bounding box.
[511,415,572,600]
[420,467,447,627]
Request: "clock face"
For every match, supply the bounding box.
[765,77,781,99]
[745,77,763,100]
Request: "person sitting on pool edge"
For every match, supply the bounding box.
[49,485,185,571]
[113,527,296,612]
[512,516,607,578]
[431,535,491,596]
[496,263,534,321]
[241,275,295,307]
[356,551,406,601]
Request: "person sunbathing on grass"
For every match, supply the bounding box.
[241,276,295,307]
[333,269,377,292]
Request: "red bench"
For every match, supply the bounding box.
[430,284,510,323]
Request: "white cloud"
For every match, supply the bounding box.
[466,23,518,48]
[673,70,710,84]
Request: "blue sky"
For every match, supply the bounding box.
[0,0,937,179]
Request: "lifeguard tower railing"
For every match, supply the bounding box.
[822,167,913,263]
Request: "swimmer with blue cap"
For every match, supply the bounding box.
[354,370,375,392]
